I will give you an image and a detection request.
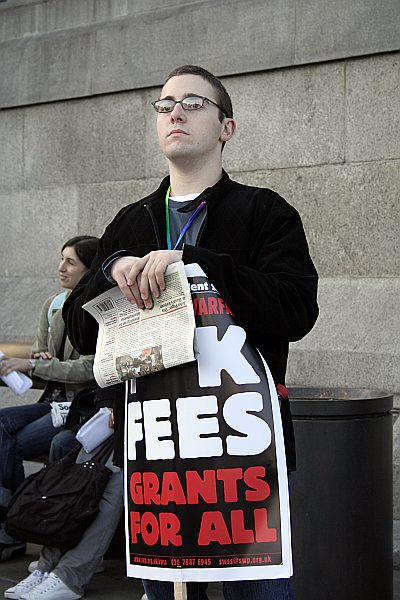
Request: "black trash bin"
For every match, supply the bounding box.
[288,387,393,600]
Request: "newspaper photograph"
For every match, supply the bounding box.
[83,261,196,388]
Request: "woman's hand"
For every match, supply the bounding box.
[0,355,32,376]
[31,351,52,360]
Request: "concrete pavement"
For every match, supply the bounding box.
[0,545,144,599]
[0,544,226,600]
[0,544,398,600]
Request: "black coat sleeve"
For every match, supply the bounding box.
[182,198,319,342]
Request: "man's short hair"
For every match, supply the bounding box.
[165,65,233,123]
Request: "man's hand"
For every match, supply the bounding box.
[111,256,147,308]
[0,356,32,376]
[111,250,183,308]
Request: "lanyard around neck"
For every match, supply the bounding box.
[165,186,206,250]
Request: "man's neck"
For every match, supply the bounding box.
[168,159,223,197]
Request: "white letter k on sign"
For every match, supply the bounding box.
[196,325,260,388]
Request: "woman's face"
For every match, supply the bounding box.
[58,245,88,290]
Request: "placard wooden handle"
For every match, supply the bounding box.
[174,582,187,600]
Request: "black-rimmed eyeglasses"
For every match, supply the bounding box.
[152,95,228,117]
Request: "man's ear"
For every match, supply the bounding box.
[220,118,236,143]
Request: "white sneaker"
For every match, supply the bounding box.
[4,570,45,599]
[19,573,81,600]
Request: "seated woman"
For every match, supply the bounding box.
[0,236,99,561]
[5,398,124,600]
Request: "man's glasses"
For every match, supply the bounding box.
[152,95,228,117]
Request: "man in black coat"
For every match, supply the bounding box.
[64,65,318,600]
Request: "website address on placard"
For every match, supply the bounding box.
[132,556,168,566]
[131,555,276,568]
[218,556,273,565]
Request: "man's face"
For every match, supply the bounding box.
[156,74,227,164]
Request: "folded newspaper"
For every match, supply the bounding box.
[0,351,33,395]
[76,407,113,453]
[83,261,196,388]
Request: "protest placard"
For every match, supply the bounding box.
[123,264,292,582]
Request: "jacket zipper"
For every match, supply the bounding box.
[144,204,163,249]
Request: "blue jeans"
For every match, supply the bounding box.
[142,578,295,599]
[49,428,78,462]
[0,402,61,507]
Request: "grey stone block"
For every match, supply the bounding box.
[22,29,94,105]
[346,53,400,162]
[0,187,79,277]
[0,277,58,343]
[1,0,399,109]
[76,177,161,236]
[0,0,186,43]
[234,160,400,278]
[92,0,295,95]
[288,348,399,398]
[0,387,43,409]
[0,3,38,43]
[0,40,24,107]
[223,63,345,171]
[0,0,296,107]
[286,277,400,393]
[295,0,400,63]
[0,29,95,108]
[0,109,24,193]
[23,92,146,187]
[36,0,103,34]
[125,0,205,13]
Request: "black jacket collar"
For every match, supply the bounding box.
[146,170,233,213]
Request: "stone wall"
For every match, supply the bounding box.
[0,0,399,524]
[1,0,399,107]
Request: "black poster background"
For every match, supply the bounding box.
[125,271,285,576]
